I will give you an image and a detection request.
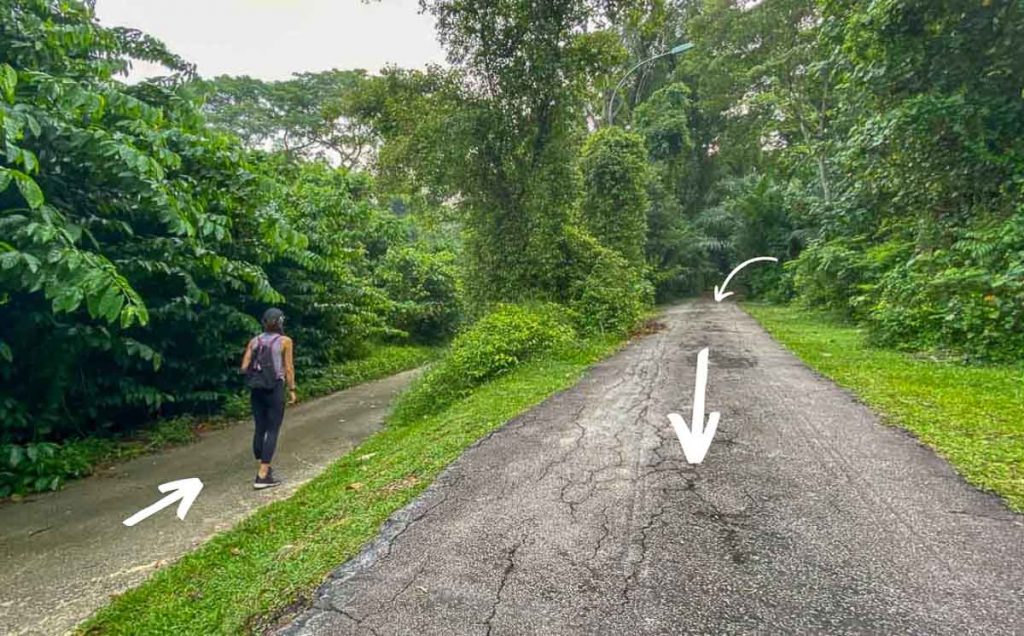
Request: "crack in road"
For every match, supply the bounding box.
[482,535,526,636]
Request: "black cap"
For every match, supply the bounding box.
[261,308,285,330]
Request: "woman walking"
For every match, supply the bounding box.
[240,308,297,489]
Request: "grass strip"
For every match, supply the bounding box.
[744,303,1024,512]
[80,335,622,635]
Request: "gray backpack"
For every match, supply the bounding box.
[246,335,280,390]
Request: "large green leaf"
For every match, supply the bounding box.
[12,171,43,209]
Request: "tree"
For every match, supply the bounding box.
[579,127,650,268]
[386,0,631,308]
[199,70,376,168]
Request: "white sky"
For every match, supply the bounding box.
[94,0,447,82]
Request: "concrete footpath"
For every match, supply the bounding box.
[0,369,419,636]
[282,300,1024,635]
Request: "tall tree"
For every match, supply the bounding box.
[407,0,629,307]
[199,70,376,168]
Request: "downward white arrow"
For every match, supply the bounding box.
[667,348,720,464]
[714,257,779,302]
[123,478,204,527]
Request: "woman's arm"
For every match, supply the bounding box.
[240,340,253,373]
[284,337,297,403]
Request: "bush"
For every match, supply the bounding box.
[561,227,652,334]
[392,304,575,422]
[866,220,1024,361]
[0,440,97,497]
[790,237,909,318]
[376,245,463,343]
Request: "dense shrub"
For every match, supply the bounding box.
[789,237,909,318]
[866,217,1024,362]
[561,227,652,334]
[376,245,462,343]
[0,442,92,497]
[392,303,575,423]
[258,161,400,367]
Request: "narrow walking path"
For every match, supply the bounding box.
[282,300,1024,635]
[0,369,419,636]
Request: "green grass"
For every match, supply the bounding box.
[744,303,1024,512]
[79,335,623,635]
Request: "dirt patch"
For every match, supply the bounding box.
[258,592,313,636]
[383,474,421,494]
[632,319,667,337]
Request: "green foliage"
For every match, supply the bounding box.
[0,441,91,497]
[790,237,890,317]
[644,179,707,301]
[0,1,461,493]
[866,216,1024,362]
[198,70,375,168]
[392,303,576,422]
[634,82,694,162]
[376,245,463,343]
[579,127,649,267]
[360,1,631,307]
[620,0,1024,362]
[561,227,653,334]
[256,160,399,366]
[630,77,708,301]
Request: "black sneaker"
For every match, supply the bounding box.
[253,469,281,490]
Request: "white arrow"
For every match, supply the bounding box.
[667,348,720,464]
[123,478,204,527]
[714,257,779,302]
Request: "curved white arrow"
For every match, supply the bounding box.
[714,257,779,302]
[667,347,720,464]
[123,478,204,527]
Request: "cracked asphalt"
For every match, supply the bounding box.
[280,300,1024,635]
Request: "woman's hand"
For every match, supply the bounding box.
[288,388,298,405]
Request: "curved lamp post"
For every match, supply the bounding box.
[606,42,695,126]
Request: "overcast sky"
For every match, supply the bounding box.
[94,0,447,82]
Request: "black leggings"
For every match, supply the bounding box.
[251,382,285,463]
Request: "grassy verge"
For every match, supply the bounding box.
[744,303,1024,512]
[2,344,438,499]
[79,335,624,635]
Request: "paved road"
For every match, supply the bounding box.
[0,369,419,636]
[282,300,1024,635]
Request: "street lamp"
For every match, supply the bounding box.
[606,42,695,126]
